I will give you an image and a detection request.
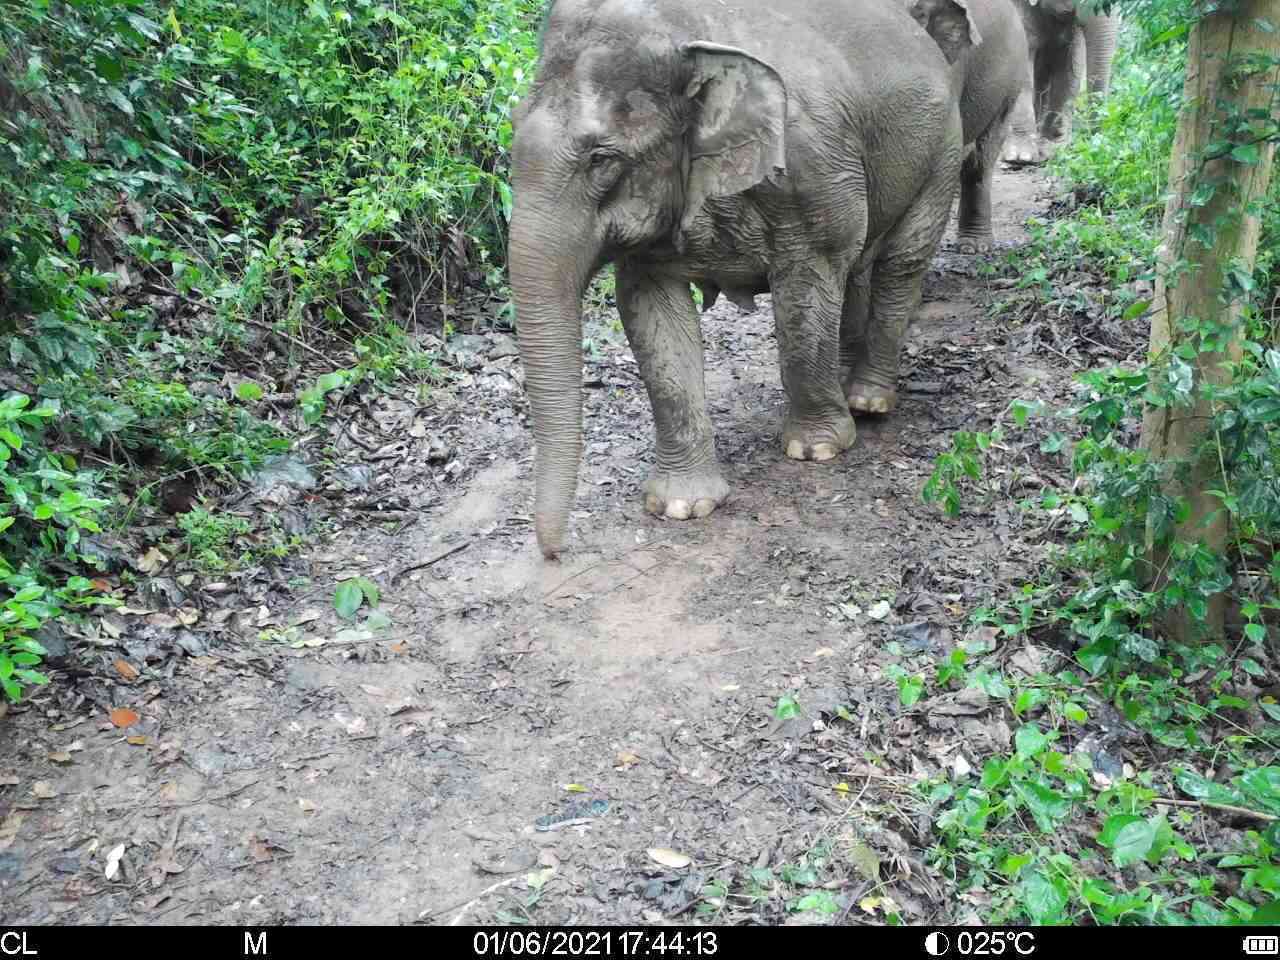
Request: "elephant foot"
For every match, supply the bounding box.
[782,409,856,462]
[845,380,898,415]
[642,467,730,521]
[1001,137,1041,167]
[954,231,994,255]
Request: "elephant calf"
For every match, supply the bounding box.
[509,0,979,559]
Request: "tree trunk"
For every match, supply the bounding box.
[1141,1,1280,643]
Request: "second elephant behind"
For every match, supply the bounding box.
[1002,0,1122,164]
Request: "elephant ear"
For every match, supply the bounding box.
[908,0,983,65]
[677,41,788,245]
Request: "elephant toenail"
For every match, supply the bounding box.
[692,498,717,519]
[785,440,806,460]
[644,494,664,516]
[665,500,692,521]
[812,443,839,462]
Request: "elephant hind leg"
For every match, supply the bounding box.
[845,156,957,415]
[956,106,1014,253]
[769,255,858,462]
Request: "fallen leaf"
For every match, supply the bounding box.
[833,782,850,793]
[48,752,72,764]
[250,836,274,863]
[114,659,140,680]
[177,573,196,587]
[953,754,973,778]
[389,642,409,655]
[868,600,892,621]
[0,772,18,786]
[89,578,112,592]
[721,684,740,692]
[647,847,692,869]
[293,608,323,627]
[158,782,180,803]
[32,781,56,799]
[127,735,148,746]
[66,740,85,752]
[136,548,168,574]
[100,617,124,639]
[563,783,588,793]
[104,842,126,880]
[298,798,317,814]
[847,842,881,883]
[615,752,641,771]
[146,613,181,630]
[360,684,388,698]
[110,707,140,728]
[177,608,200,626]
[811,647,836,659]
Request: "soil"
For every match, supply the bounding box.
[0,166,1089,926]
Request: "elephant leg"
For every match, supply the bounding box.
[1083,13,1120,99]
[1039,30,1083,149]
[957,107,1013,253]
[615,261,729,521]
[1002,78,1041,166]
[845,175,953,414]
[769,258,857,462]
[839,264,871,385]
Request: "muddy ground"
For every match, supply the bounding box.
[0,166,1108,925]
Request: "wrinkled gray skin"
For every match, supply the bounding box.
[1002,0,1121,164]
[509,0,974,559]
[908,0,1032,253]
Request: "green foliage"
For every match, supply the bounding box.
[0,0,538,697]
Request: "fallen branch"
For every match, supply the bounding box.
[392,540,471,583]
[1154,797,1278,822]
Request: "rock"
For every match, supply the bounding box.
[489,335,520,359]
[79,536,130,574]
[137,577,187,610]
[332,464,375,492]
[251,455,317,506]
[34,622,70,664]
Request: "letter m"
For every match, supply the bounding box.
[245,932,267,956]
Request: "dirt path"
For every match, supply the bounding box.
[0,167,1064,925]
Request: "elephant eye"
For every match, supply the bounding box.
[588,149,617,169]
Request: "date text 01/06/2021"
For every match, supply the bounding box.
[471,929,721,957]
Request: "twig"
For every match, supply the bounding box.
[1154,797,1278,822]
[392,540,472,583]
[421,875,527,925]
[242,317,344,368]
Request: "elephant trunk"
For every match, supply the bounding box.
[508,203,596,559]
[1082,13,1119,97]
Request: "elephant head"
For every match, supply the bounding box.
[907,0,983,64]
[508,35,788,559]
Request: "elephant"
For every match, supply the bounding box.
[1001,0,1122,164]
[509,0,979,559]
[907,0,1034,252]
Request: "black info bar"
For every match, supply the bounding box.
[1,926,1278,958]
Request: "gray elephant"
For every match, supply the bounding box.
[1002,0,1122,164]
[907,0,1033,252]
[509,0,978,559]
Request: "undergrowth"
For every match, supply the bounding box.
[0,0,540,700]
[920,13,1280,925]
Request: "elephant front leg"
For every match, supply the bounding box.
[1038,30,1084,151]
[771,260,857,461]
[1001,81,1041,166]
[616,262,730,521]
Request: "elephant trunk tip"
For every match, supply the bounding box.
[536,517,568,561]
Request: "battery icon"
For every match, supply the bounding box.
[1244,936,1279,955]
